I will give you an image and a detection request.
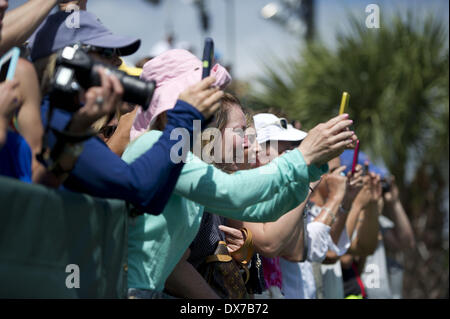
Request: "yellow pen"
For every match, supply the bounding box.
[339,92,350,115]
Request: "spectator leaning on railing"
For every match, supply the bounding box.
[26,10,222,213]
[0,1,130,188]
[123,52,358,299]
[0,0,90,184]
[340,169,383,299]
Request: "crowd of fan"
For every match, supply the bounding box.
[0,0,415,299]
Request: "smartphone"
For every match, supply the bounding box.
[201,37,214,79]
[351,139,360,175]
[0,47,20,83]
[363,162,369,176]
[381,179,391,193]
[339,91,350,115]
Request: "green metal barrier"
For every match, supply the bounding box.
[0,176,128,298]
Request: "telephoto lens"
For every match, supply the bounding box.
[89,67,155,110]
[52,45,155,111]
[381,179,391,193]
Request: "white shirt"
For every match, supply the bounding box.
[306,203,351,262]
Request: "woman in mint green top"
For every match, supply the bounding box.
[122,130,327,292]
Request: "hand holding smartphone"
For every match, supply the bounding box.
[201,37,214,79]
[363,162,369,176]
[200,37,217,125]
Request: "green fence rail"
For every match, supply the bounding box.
[0,176,128,298]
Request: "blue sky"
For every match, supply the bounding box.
[9,0,449,80]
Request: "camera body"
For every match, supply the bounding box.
[50,45,155,112]
[381,179,391,194]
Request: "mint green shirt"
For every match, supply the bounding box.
[122,130,327,291]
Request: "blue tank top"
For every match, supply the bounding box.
[0,130,32,183]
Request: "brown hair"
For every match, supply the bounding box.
[135,57,152,69]
[206,93,242,132]
[33,53,58,96]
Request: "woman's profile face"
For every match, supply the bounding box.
[241,125,261,170]
[221,105,246,163]
[220,105,259,171]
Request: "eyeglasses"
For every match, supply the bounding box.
[99,125,117,139]
[259,118,288,130]
[83,45,119,59]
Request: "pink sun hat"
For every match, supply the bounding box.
[130,49,232,141]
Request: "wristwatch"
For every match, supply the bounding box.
[61,142,84,159]
[48,142,84,175]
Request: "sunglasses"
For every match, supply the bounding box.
[259,118,289,130]
[83,45,119,59]
[99,125,117,139]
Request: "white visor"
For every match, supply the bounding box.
[254,113,308,144]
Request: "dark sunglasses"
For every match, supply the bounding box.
[259,118,289,130]
[83,45,119,59]
[99,125,117,139]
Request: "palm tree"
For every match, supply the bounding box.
[250,12,449,298]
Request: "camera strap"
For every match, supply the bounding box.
[37,105,95,169]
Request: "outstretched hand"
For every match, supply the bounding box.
[178,76,224,120]
[298,114,357,166]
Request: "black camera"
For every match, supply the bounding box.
[50,45,155,112]
[381,179,391,194]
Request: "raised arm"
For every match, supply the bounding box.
[345,186,370,241]
[329,165,364,243]
[0,0,60,54]
[47,77,219,213]
[13,59,45,183]
[63,100,204,213]
[300,166,349,263]
[226,200,308,260]
[382,177,415,251]
[0,79,22,148]
[179,114,357,222]
[347,173,382,256]
[176,147,325,222]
